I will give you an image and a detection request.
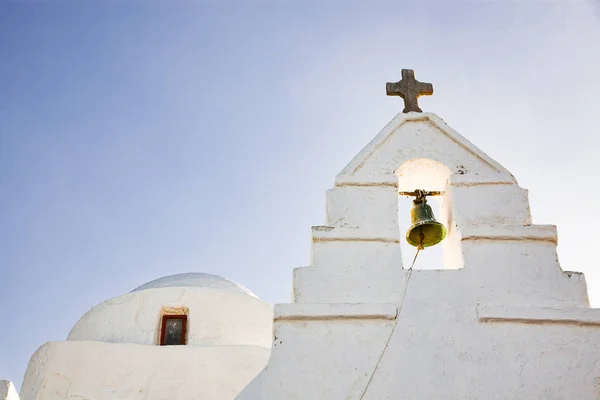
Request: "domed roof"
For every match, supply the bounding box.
[131,272,257,298]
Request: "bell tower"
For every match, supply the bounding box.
[237,69,600,400]
[291,68,567,305]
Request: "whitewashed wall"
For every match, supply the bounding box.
[0,381,19,400]
[20,342,269,400]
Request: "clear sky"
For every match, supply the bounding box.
[1,0,599,390]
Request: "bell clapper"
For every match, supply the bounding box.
[418,229,425,250]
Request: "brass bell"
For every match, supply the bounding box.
[406,193,447,249]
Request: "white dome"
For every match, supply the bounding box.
[69,278,272,347]
[132,272,257,298]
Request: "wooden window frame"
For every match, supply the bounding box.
[159,314,188,346]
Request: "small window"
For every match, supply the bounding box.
[160,315,187,346]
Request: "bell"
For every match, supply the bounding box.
[406,197,447,249]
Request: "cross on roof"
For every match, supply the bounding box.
[386,69,433,113]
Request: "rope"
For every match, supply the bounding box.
[357,244,421,400]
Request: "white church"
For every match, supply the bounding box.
[3,69,600,400]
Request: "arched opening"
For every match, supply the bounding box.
[396,158,451,193]
[395,158,456,270]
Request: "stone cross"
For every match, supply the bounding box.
[386,69,433,113]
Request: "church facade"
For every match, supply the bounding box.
[3,70,600,400]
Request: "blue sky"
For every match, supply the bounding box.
[1,0,599,390]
